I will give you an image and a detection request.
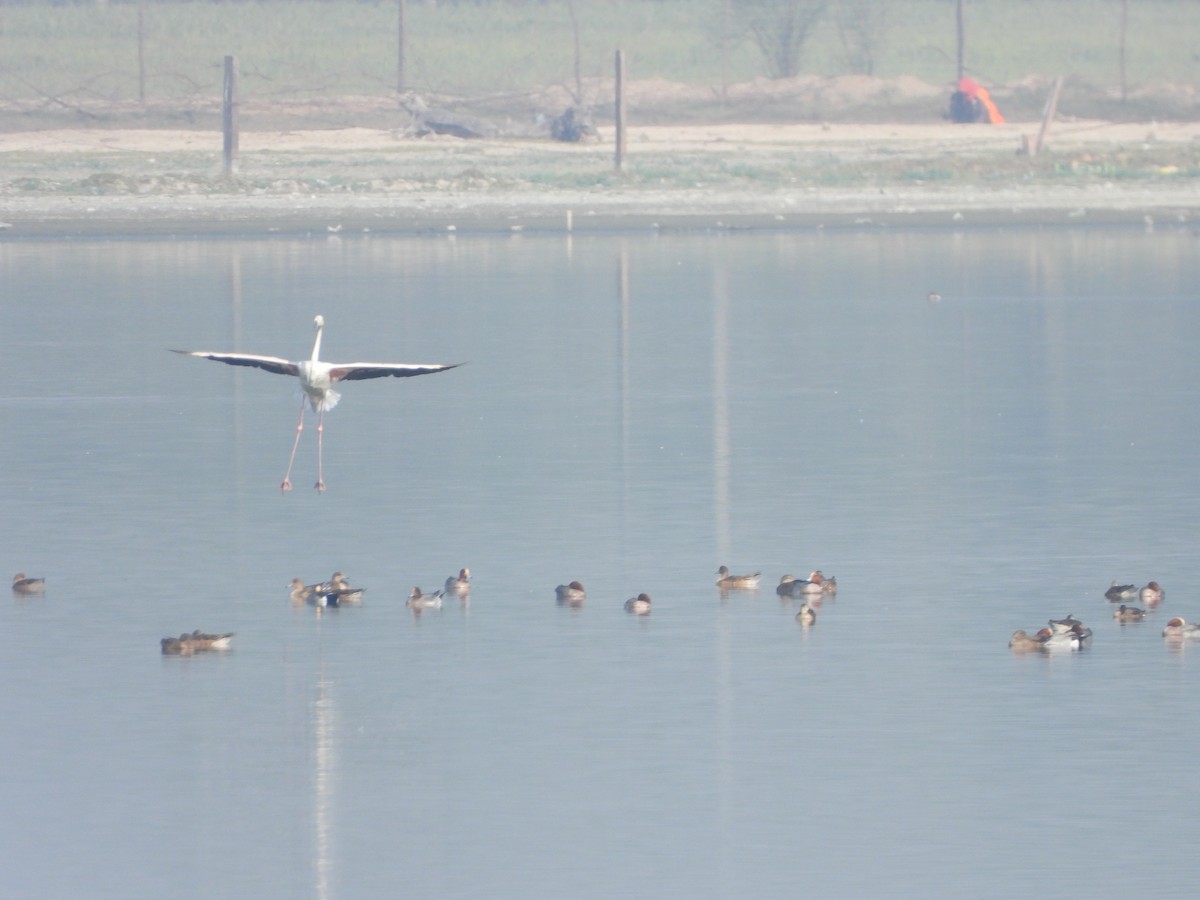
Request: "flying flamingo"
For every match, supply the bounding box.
[174,314,459,492]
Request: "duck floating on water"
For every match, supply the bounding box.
[289,578,315,605]
[161,630,234,655]
[555,581,586,607]
[795,601,816,625]
[1043,620,1093,652]
[776,574,821,597]
[1162,617,1200,639]
[1105,581,1137,602]
[325,572,365,604]
[11,573,45,595]
[1113,604,1146,623]
[291,573,363,607]
[808,571,837,595]
[716,566,760,590]
[444,568,471,597]
[407,587,444,610]
[1011,616,1092,652]
[1008,630,1046,653]
[1048,614,1086,634]
[624,593,652,615]
[1042,629,1087,652]
[1140,581,1164,606]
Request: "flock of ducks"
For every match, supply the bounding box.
[286,566,662,617]
[293,564,835,622]
[288,572,366,608]
[14,567,1192,653]
[554,580,654,614]
[553,580,653,613]
[404,568,473,611]
[1008,579,1191,652]
[289,567,473,614]
[549,567,838,621]
[11,563,839,649]
[1009,614,1094,653]
[11,572,237,656]
[774,571,838,626]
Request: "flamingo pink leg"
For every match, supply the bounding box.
[315,407,326,493]
[281,395,307,493]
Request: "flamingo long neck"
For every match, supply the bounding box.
[311,320,324,361]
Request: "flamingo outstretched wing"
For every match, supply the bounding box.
[171,350,299,377]
[172,316,460,493]
[329,362,461,382]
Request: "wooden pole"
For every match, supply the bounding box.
[397,0,407,95]
[137,0,146,103]
[614,49,626,171]
[1033,76,1064,156]
[955,0,965,80]
[720,0,731,109]
[222,55,238,176]
[1118,0,1128,103]
[567,0,582,102]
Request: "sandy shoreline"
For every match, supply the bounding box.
[1,121,1197,236]
[2,186,1192,238]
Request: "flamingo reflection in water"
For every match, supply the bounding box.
[174,315,459,492]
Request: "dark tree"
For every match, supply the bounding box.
[733,0,827,79]
[834,0,889,76]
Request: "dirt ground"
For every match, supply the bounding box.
[2,118,1190,157]
[1,77,1198,236]
[0,118,1190,155]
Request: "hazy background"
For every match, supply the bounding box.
[0,0,1197,130]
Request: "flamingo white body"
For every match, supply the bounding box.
[174,315,459,492]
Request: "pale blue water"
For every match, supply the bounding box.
[2,228,1199,898]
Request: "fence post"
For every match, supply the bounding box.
[222,55,238,176]
[397,0,407,95]
[955,0,965,80]
[137,0,146,103]
[1118,0,1128,103]
[1033,76,1064,156]
[614,49,626,172]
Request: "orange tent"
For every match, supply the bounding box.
[958,77,1005,124]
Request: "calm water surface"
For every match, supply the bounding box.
[2,228,1199,898]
